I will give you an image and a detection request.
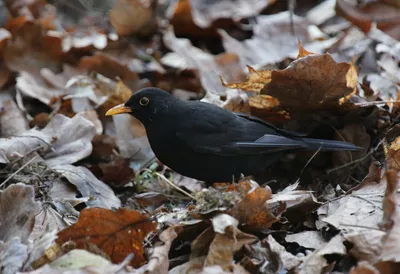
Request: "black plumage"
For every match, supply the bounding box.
[106,88,361,182]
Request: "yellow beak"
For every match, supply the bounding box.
[105,104,132,116]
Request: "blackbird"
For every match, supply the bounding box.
[106,88,361,182]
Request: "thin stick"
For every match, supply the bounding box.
[294,146,322,185]
[0,155,39,188]
[143,169,196,200]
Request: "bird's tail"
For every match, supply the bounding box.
[298,138,362,151]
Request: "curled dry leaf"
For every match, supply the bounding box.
[205,225,257,271]
[144,226,180,274]
[0,183,40,243]
[380,170,399,231]
[0,114,96,166]
[56,207,157,267]
[16,71,64,106]
[230,186,285,231]
[223,43,358,111]
[53,164,121,209]
[300,234,347,274]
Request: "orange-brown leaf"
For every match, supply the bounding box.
[230,187,284,231]
[261,53,357,110]
[56,208,157,267]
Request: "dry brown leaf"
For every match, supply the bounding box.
[79,52,140,91]
[350,262,380,274]
[144,226,180,273]
[387,135,400,171]
[224,44,358,113]
[336,0,400,39]
[56,207,157,267]
[261,53,357,110]
[205,225,257,270]
[0,183,41,243]
[4,21,63,75]
[380,170,399,230]
[109,0,157,36]
[230,187,285,231]
[170,0,236,39]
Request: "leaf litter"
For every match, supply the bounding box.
[0,0,399,273]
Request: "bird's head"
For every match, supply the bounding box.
[105,87,174,124]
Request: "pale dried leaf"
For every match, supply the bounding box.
[285,231,327,250]
[0,99,29,137]
[317,180,386,232]
[344,230,385,262]
[189,0,275,28]
[0,184,41,243]
[144,226,179,274]
[0,237,28,274]
[300,234,346,274]
[266,235,301,271]
[0,114,96,165]
[53,164,121,209]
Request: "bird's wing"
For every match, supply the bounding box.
[234,112,307,137]
[175,104,307,156]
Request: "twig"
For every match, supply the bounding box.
[326,139,384,174]
[294,146,322,185]
[143,169,196,200]
[0,155,39,188]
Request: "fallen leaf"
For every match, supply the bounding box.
[205,221,257,270]
[0,114,96,166]
[220,12,338,66]
[144,226,180,273]
[109,0,156,36]
[344,230,385,262]
[53,165,121,209]
[336,0,400,39]
[56,207,157,267]
[0,99,29,137]
[264,235,301,272]
[230,186,284,231]
[0,237,28,274]
[188,0,275,28]
[285,231,327,250]
[0,183,40,243]
[300,234,347,274]
[79,52,140,91]
[350,261,380,274]
[163,27,244,96]
[49,249,110,269]
[4,21,63,76]
[260,52,357,110]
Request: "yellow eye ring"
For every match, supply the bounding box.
[139,97,149,106]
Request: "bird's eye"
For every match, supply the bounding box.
[139,97,149,106]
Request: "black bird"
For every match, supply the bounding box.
[106,88,361,182]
